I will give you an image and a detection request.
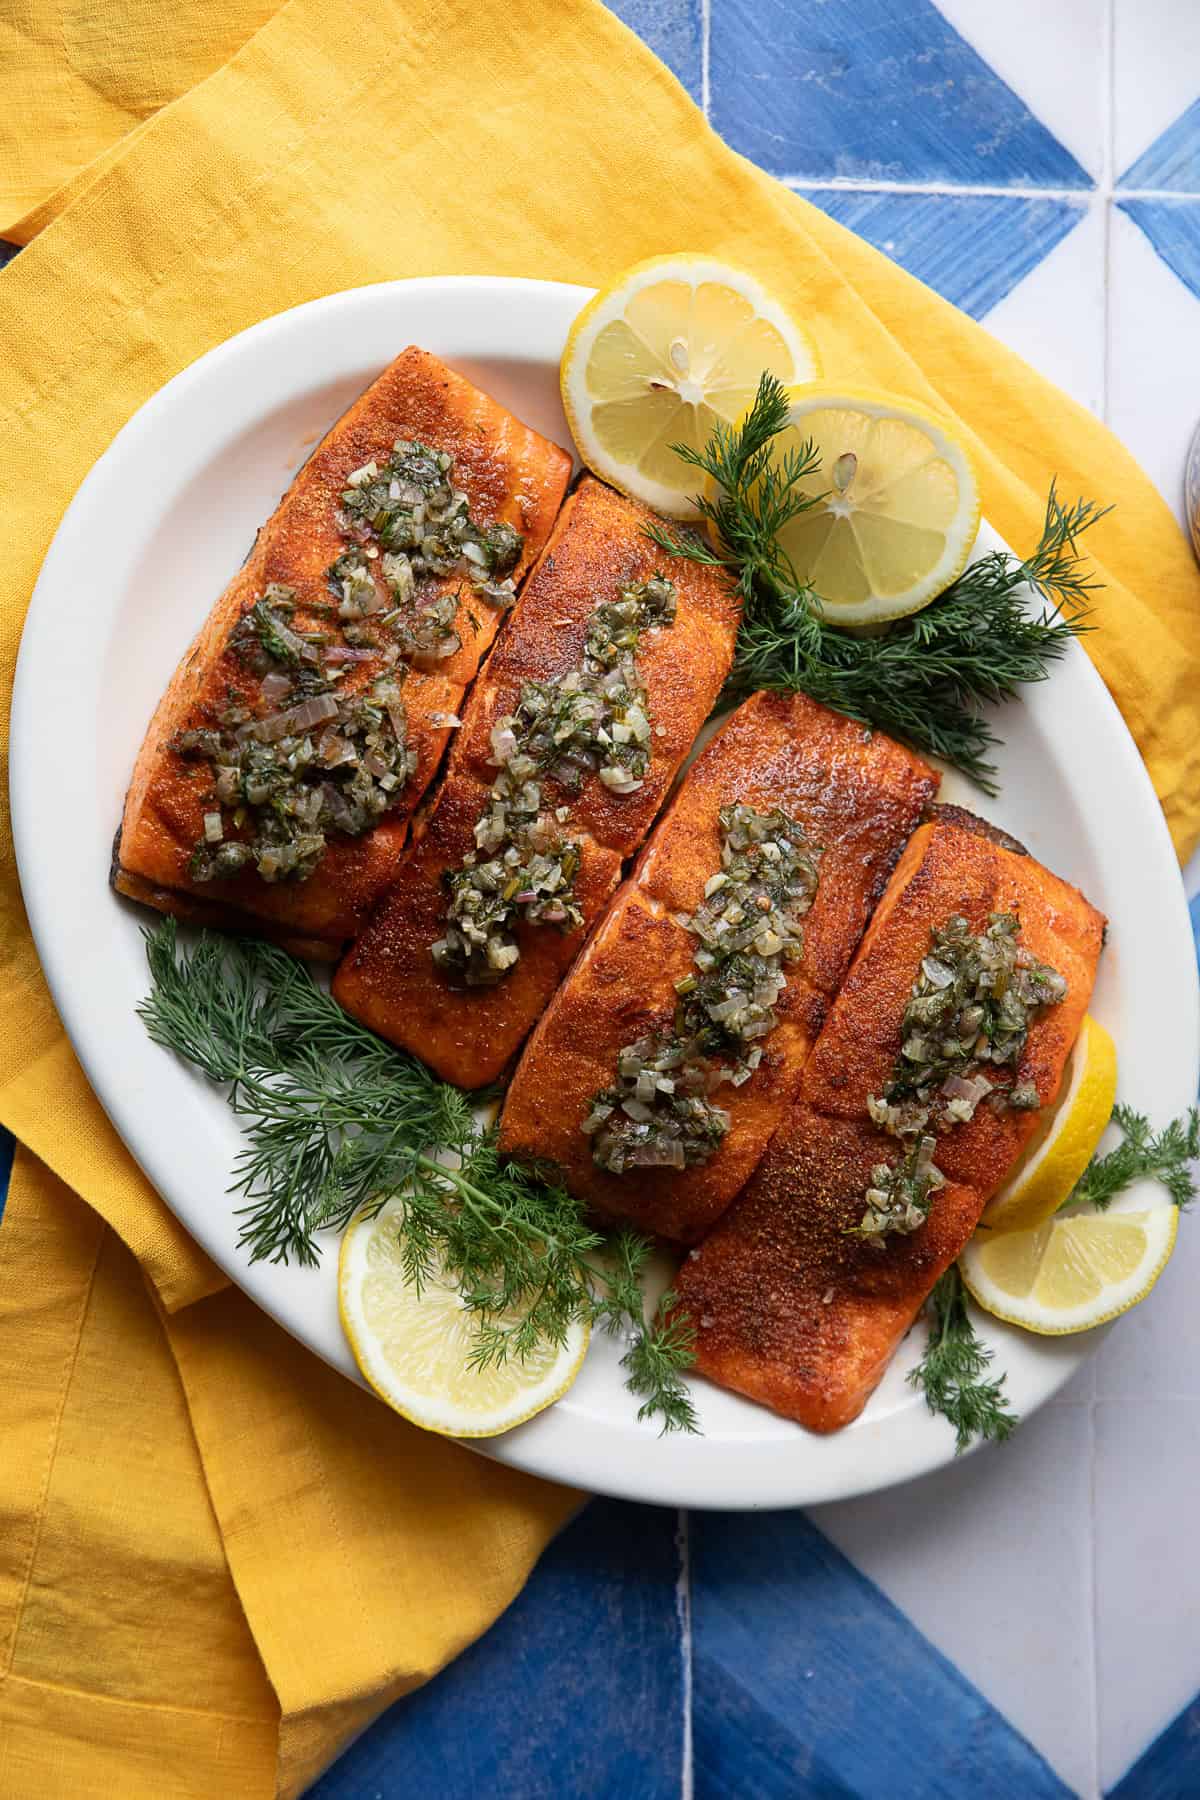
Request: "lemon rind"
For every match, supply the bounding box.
[982,1016,1119,1234]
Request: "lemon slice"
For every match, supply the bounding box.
[561,253,819,518]
[746,385,981,626]
[339,1199,589,1437]
[982,1016,1118,1233]
[960,1190,1178,1335]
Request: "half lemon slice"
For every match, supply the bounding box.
[960,1192,1177,1336]
[747,385,981,626]
[981,1015,1118,1233]
[561,253,819,518]
[339,1199,589,1437]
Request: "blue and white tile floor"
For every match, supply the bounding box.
[4,0,1200,1793]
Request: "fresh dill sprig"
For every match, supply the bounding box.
[646,373,1109,792]
[1060,1102,1200,1212]
[908,1264,1018,1452]
[621,1290,699,1434]
[139,919,697,1432]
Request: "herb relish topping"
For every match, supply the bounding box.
[432,574,678,987]
[179,439,522,886]
[330,439,523,668]
[854,911,1068,1247]
[177,585,418,883]
[584,804,822,1175]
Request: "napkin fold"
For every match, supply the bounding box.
[2,0,1199,1793]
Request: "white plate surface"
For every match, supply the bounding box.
[11,277,1199,1508]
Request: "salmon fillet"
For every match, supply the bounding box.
[498,691,938,1241]
[673,818,1105,1431]
[333,476,740,1086]
[113,347,572,947]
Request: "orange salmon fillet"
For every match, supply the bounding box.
[333,476,740,1085]
[498,691,938,1242]
[672,817,1105,1431]
[113,347,572,950]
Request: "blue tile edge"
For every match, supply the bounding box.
[1119,96,1200,195]
[804,189,1086,321]
[311,1499,684,1799]
[707,0,1092,191]
[1118,197,1200,305]
[691,1511,1075,1799]
[602,0,703,104]
[1108,1692,1200,1799]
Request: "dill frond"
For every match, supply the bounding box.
[1062,1102,1200,1212]
[909,1265,1018,1452]
[139,920,696,1430]
[646,373,1109,792]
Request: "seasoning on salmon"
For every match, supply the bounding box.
[333,476,740,1085]
[113,347,572,951]
[671,816,1105,1432]
[497,691,939,1243]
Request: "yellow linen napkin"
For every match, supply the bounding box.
[1,0,1199,1794]
[0,1148,581,1798]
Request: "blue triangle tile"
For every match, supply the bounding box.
[693,1656,863,1799]
[603,0,703,104]
[0,241,19,270]
[1120,97,1200,194]
[1107,1693,1200,1799]
[709,0,1092,189]
[807,190,1086,319]
[309,1498,683,1800]
[691,1511,1075,1800]
[1118,198,1200,304]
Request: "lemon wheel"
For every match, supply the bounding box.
[339,1199,589,1437]
[561,253,819,518]
[960,1195,1177,1336]
[734,385,981,626]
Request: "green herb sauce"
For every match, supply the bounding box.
[176,585,417,883]
[584,803,823,1174]
[431,574,678,987]
[854,911,1068,1246]
[330,440,523,668]
[180,438,522,885]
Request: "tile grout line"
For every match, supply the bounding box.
[784,175,1094,201]
[700,0,711,121]
[781,177,1200,203]
[676,1507,694,1800]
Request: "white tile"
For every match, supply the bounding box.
[812,1402,1096,1797]
[935,0,1106,182]
[1095,1394,1200,1785]
[1108,202,1200,523]
[983,197,1106,416]
[1094,1212,1200,1399]
[1114,0,1200,181]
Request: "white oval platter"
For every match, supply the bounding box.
[11,277,1199,1508]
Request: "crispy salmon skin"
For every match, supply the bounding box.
[114,348,571,945]
[673,818,1105,1431]
[333,477,740,1087]
[498,691,938,1242]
